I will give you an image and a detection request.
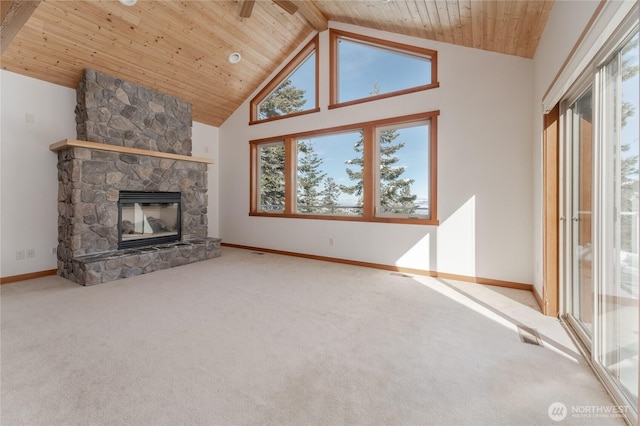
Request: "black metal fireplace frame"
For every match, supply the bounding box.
[117,191,182,250]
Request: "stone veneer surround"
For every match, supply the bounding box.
[54,69,220,286]
[57,146,208,257]
[76,69,192,156]
[55,144,219,285]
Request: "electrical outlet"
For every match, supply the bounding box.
[329,238,334,246]
[26,249,36,258]
[51,247,57,255]
[16,250,25,260]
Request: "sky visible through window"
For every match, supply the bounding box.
[338,39,431,102]
[283,38,432,209]
[621,33,639,165]
[299,123,429,207]
[286,52,315,111]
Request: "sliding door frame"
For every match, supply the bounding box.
[543,104,560,317]
[557,9,639,424]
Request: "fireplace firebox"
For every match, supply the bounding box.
[118,191,181,249]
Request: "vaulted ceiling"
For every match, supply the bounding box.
[1,0,554,127]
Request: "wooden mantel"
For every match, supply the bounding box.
[49,139,214,164]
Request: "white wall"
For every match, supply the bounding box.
[0,71,76,278]
[0,70,219,278]
[219,22,534,284]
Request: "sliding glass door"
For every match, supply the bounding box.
[567,87,594,339]
[598,30,639,408]
[561,15,638,422]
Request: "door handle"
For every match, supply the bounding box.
[572,216,579,222]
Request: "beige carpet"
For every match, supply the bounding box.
[1,247,623,425]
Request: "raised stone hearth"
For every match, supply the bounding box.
[53,69,219,286]
[71,239,221,286]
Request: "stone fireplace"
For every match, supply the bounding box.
[52,69,220,285]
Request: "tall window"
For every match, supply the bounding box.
[255,142,285,212]
[250,111,439,225]
[330,29,438,108]
[375,122,431,218]
[250,36,319,124]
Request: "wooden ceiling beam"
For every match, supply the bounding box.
[293,0,328,32]
[239,0,255,18]
[274,0,298,15]
[1,0,40,54]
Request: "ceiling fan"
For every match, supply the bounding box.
[239,0,299,18]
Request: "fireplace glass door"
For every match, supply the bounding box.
[118,192,181,249]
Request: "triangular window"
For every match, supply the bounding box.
[250,36,319,124]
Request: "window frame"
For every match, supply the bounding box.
[249,35,320,125]
[252,140,286,213]
[374,120,433,220]
[329,29,439,109]
[249,111,439,225]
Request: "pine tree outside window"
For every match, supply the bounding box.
[257,142,285,212]
[375,121,431,218]
[295,131,364,216]
[250,36,319,124]
[250,111,438,225]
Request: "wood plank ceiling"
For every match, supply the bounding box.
[1,0,553,127]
